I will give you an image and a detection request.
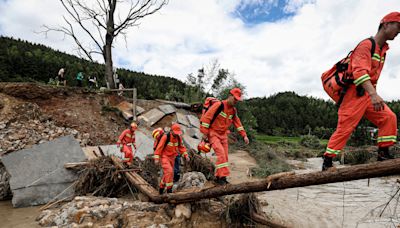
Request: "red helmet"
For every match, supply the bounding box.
[152,127,164,139]
[198,140,211,153]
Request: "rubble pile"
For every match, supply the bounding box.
[0,102,89,154]
[37,192,227,227]
[0,162,10,200]
[36,196,171,227]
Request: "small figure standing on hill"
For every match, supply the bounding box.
[200,88,249,185]
[118,83,125,96]
[57,67,66,86]
[76,71,84,87]
[88,75,97,89]
[322,12,400,171]
[117,122,138,166]
[154,123,189,194]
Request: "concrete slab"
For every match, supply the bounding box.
[116,101,145,120]
[135,130,154,160]
[158,104,176,115]
[1,135,85,207]
[182,135,201,151]
[186,127,202,139]
[187,115,200,129]
[82,146,101,160]
[137,108,165,127]
[155,99,191,109]
[176,112,190,127]
[95,130,154,161]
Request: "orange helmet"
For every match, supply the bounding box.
[152,127,164,139]
[130,122,138,130]
[198,140,211,153]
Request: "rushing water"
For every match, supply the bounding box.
[260,158,400,228]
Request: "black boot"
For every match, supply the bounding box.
[167,188,173,194]
[221,177,230,184]
[159,187,164,195]
[322,156,333,171]
[377,147,394,161]
[215,177,228,185]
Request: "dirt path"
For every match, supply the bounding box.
[228,150,259,184]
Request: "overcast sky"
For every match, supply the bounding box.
[0,0,399,100]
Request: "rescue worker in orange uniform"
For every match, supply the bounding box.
[323,12,400,170]
[117,122,137,165]
[200,88,250,185]
[154,123,189,194]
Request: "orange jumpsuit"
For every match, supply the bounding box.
[154,134,188,190]
[117,129,136,163]
[325,39,397,157]
[200,100,247,178]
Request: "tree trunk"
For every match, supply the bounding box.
[149,159,400,204]
[111,157,159,201]
[104,0,116,89]
[104,42,114,89]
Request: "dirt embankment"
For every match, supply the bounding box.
[0,82,128,149]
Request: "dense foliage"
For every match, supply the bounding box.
[246,92,400,139]
[246,92,338,138]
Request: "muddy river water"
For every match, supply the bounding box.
[260,158,400,228]
[0,200,40,228]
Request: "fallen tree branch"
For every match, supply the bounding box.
[114,154,400,205]
[64,162,89,169]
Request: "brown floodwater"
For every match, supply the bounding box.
[260,158,400,228]
[0,201,41,228]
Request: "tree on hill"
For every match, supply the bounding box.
[42,0,168,89]
[184,59,230,103]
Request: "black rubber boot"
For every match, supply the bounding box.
[167,188,173,194]
[221,177,230,184]
[377,147,394,161]
[322,156,333,171]
[159,187,164,195]
[215,177,229,185]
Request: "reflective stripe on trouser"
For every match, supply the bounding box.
[121,144,134,163]
[209,130,229,177]
[325,86,397,157]
[160,155,175,189]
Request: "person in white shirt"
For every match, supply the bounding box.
[57,68,66,86]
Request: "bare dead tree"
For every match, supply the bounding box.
[42,0,168,88]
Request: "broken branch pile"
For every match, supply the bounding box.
[75,156,132,197]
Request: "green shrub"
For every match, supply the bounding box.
[299,135,321,149]
[343,147,373,164]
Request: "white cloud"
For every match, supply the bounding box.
[0,0,399,100]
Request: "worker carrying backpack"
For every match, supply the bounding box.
[200,97,238,127]
[152,127,181,151]
[321,37,375,106]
